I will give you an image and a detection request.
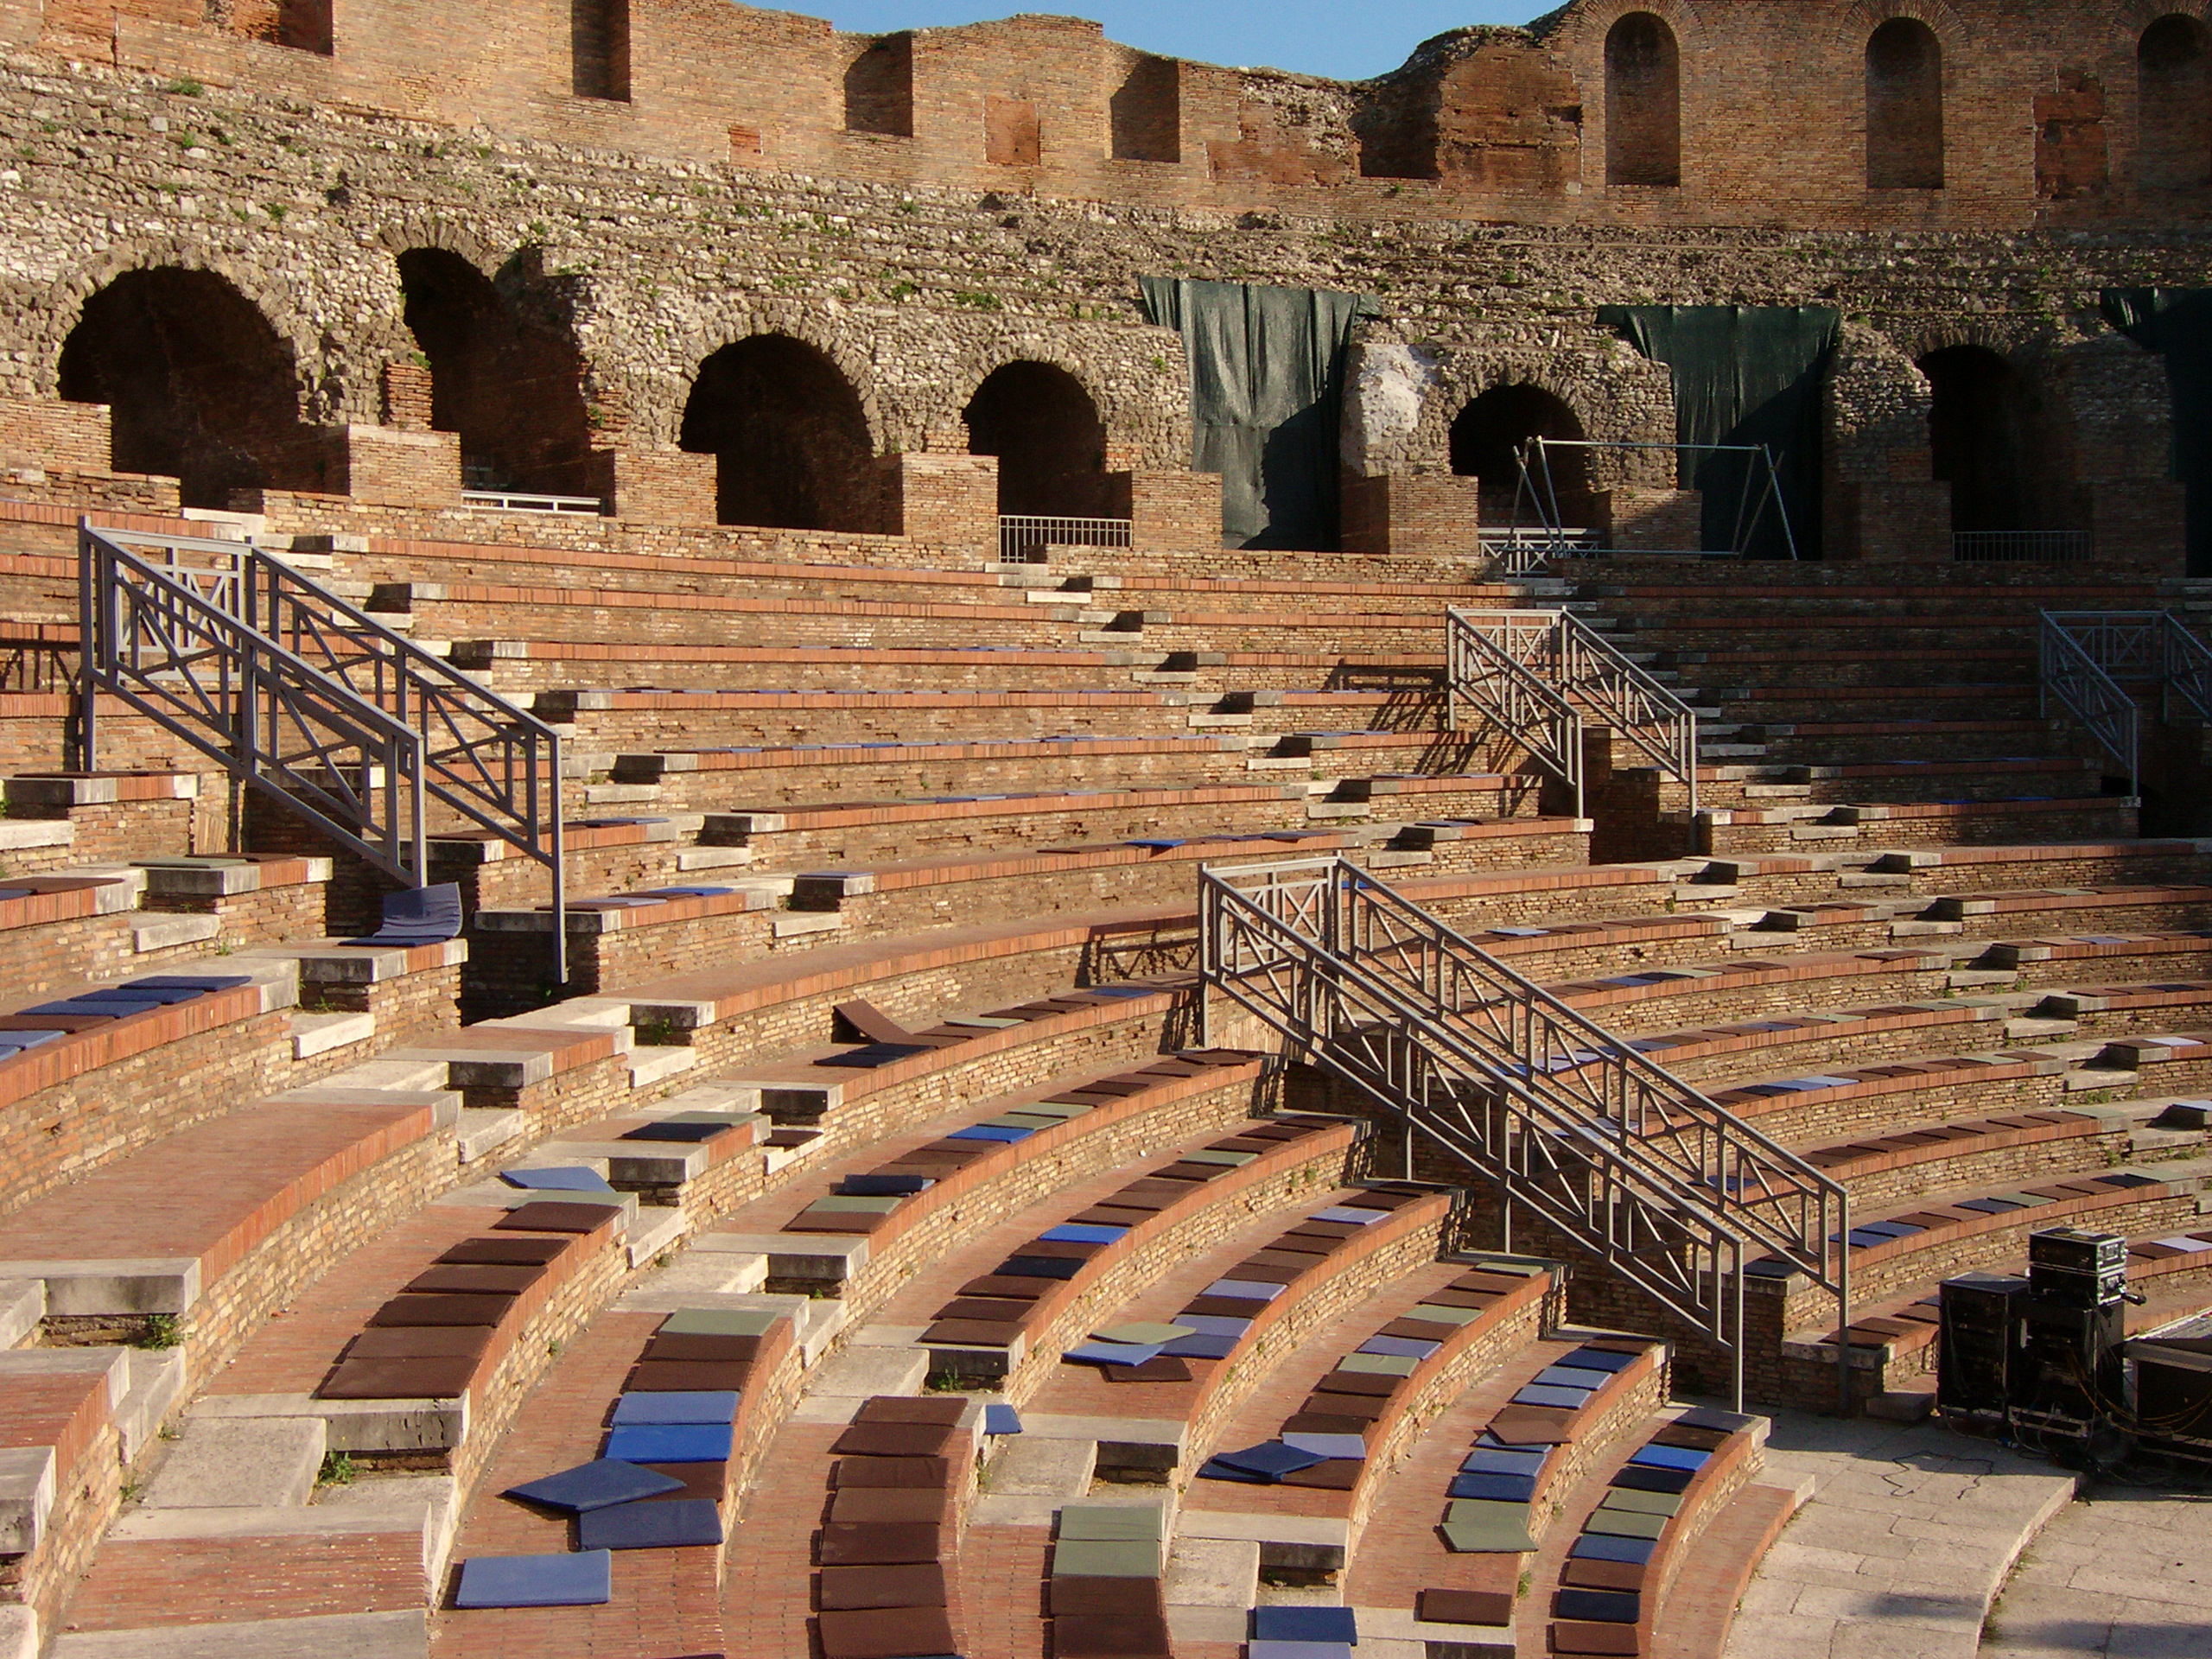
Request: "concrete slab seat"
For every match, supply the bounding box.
[2033,979,2212,1035]
[0,811,77,875]
[423,815,702,915]
[1694,756,2105,810]
[0,1347,131,1634]
[1175,1256,1555,1535]
[1023,1185,1465,1481]
[1746,1166,2206,1337]
[1682,797,2142,856]
[380,1015,634,1131]
[236,937,468,1054]
[703,772,1548,865]
[505,1103,771,1227]
[130,853,335,944]
[807,1395,982,1659]
[1,772,200,867]
[0,1086,459,1382]
[467,885,779,1007]
[912,1111,1369,1387]
[735,1052,1275,1312]
[0,963,300,1215]
[788,819,1596,940]
[1701,885,2212,956]
[0,873,148,995]
[1539,1408,1772,1659]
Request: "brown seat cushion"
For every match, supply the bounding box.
[1052,1612,1173,1658]
[643,1332,762,1363]
[922,1319,1025,1347]
[629,1359,751,1393]
[1279,1459,1360,1491]
[1048,1577,1166,1618]
[832,1456,950,1489]
[437,1235,572,1267]
[1301,1392,1389,1422]
[830,1421,959,1459]
[829,1487,951,1525]
[1486,1406,1578,1444]
[958,1274,1055,1301]
[1416,1588,1512,1625]
[494,1201,618,1234]
[1312,1370,1402,1398]
[1562,1559,1647,1591]
[344,1325,494,1362]
[816,1604,957,1659]
[1549,1619,1639,1656]
[1281,1412,1371,1437]
[1103,1357,1195,1384]
[403,1263,546,1295]
[817,1522,945,1567]
[318,1354,477,1400]
[641,1460,730,1503]
[367,1293,514,1328]
[935,1298,1039,1325]
[856,1397,968,1426]
[817,1562,948,1611]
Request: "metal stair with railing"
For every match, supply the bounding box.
[1198,855,1849,1409]
[75,521,569,976]
[1446,606,1702,817]
[2039,608,2212,794]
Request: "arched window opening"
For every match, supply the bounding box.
[398,249,595,499]
[963,363,1121,518]
[679,335,877,531]
[1605,14,1681,187]
[58,266,322,509]
[1920,346,2056,534]
[2139,16,2210,188]
[1866,18,1943,188]
[1449,385,1594,528]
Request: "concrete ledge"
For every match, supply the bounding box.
[712,1230,868,1282]
[134,914,220,951]
[142,1415,326,1510]
[114,1348,186,1460]
[0,822,71,851]
[0,1278,45,1348]
[0,1258,201,1317]
[50,1610,428,1659]
[190,1393,467,1456]
[0,1446,54,1554]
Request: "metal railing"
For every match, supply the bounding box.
[1953,531,2093,564]
[79,523,568,978]
[2165,613,2212,724]
[1446,610,1586,817]
[461,488,607,516]
[2038,610,2212,786]
[997,514,1133,564]
[1200,857,1849,1410]
[1448,608,1699,812]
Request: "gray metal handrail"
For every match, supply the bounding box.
[1200,855,1849,1410]
[1444,609,1585,817]
[2038,612,2144,794]
[2159,612,2212,725]
[79,522,568,978]
[1449,608,1699,812]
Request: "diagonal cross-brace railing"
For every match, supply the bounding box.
[1200,856,1849,1410]
[1449,608,1699,813]
[79,522,568,977]
[1445,608,1586,817]
[2038,611,2147,796]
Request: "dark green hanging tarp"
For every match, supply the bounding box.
[1596,304,1841,558]
[1139,276,1376,549]
[2101,287,2212,575]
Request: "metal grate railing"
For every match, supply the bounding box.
[1445,610,1586,818]
[996,515,1132,565]
[79,523,568,978]
[1448,607,1698,812]
[461,488,607,516]
[1200,856,1849,1410]
[1954,531,2092,564]
[2039,609,2212,789]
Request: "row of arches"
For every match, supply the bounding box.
[1440,345,2061,537]
[1602,11,2212,189]
[54,259,1116,523]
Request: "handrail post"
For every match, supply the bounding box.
[76,519,98,772]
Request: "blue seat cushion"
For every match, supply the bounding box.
[1211,1441,1325,1480]
[1251,1605,1358,1642]
[603,1422,734,1464]
[578,1497,724,1551]
[503,1459,686,1513]
[609,1391,740,1427]
[453,1550,613,1608]
[499,1166,617,1193]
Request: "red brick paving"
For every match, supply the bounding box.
[952,1521,1049,1659]
[1649,1481,1799,1659]
[721,1419,843,1659]
[60,1535,427,1631]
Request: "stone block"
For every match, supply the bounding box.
[143,1416,327,1510]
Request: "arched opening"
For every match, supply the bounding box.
[679,335,877,531]
[963,362,1120,518]
[2139,16,2210,188]
[1866,18,1943,188]
[398,249,595,499]
[1920,346,2056,533]
[1605,14,1681,187]
[58,266,323,508]
[1449,385,1594,528]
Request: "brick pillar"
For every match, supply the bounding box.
[1129,468,1223,552]
[1831,480,1951,563]
[881,453,999,558]
[607,446,717,524]
[379,363,435,431]
[334,424,461,509]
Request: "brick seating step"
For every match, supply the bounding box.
[0,1347,132,1633]
[1690,755,2104,810]
[1681,795,2141,856]
[1741,718,2070,766]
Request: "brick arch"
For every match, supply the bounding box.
[675,328,882,533]
[955,353,1120,519]
[1557,0,1710,60]
[1834,0,1971,53]
[2108,0,2211,46]
[943,341,1122,438]
[655,307,886,453]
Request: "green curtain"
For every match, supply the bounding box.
[2101,287,2212,575]
[1596,304,1841,558]
[1139,276,1376,549]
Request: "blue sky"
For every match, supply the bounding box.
[785,2,1538,80]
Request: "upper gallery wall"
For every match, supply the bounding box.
[12,0,2212,230]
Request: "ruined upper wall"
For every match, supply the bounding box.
[11,0,2212,231]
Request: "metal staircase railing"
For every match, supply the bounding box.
[79,522,567,978]
[2158,612,2212,724]
[2037,611,2164,795]
[1200,856,1850,1410]
[1448,608,1699,812]
[1445,609,1586,817]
